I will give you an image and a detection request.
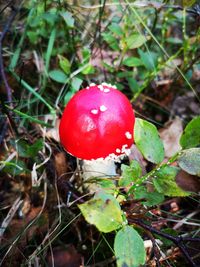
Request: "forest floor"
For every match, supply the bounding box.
[0,1,200,267]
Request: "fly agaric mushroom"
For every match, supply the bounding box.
[59,83,135,184]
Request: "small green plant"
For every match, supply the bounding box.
[1,0,200,266]
[78,116,200,267]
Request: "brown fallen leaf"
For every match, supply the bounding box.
[172,89,200,120]
[159,117,183,158]
[176,170,200,193]
[46,245,82,267]
[55,152,69,179]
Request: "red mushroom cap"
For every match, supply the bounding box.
[59,83,135,160]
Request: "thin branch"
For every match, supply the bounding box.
[0,118,8,144]
[91,0,106,51]
[0,197,23,242]
[141,227,162,267]
[128,218,199,267]
[79,2,200,16]
[0,0,14,15]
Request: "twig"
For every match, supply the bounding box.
[0,197,23,242]
[0,0,14,15]
[0,150,17,170]
[145,233,162,267]
[91,0,106,51]
[128,218,199,267]
[0,118,8,144]
[79,2,200,16]
[173,210,200,230]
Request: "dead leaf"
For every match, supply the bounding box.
[162,59,182,77]
[172,88,200,119]
[21,195,31,216]
[55,152,68,178]
[46,245,82,267]
[160,117,183,158]
[176,170,200,193]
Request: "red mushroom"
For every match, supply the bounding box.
[59,83,135,183]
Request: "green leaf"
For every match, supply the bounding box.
[119,160,142,187]
[82,48,90,63]
[134,118,165,164]
[71,77,83,91]
[114,226,146,267]
[94,190,119,205]
[64,91,75,105]
[127,77,140,94]
[27,31,38,44]
[166,37,182,44]
[60,11,74,28]
[182,0,196,7]
[108,23,123,36]
[180,116,200,149]
[49,69,68,83]
[138,49,158,71]
[126,34,147,49]
[42,12,58,25]
[96,179,116,194]
[102,32,119,50]
[153,166,190,196]
[81,64,95,75]
[27,139,44,157]
[58,55,71,74]
[178,148,200,176]
[102,62,115,73]
[122,57,143,67]
[117,71,133,78]
[15,139,43,158]
[134,186,164,206]
[78,194,123,233]
[2,160,27,176]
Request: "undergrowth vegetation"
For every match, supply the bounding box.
[0,0,200,266]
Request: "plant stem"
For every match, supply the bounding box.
[129,218,199,267]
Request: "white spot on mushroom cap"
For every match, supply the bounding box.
[100,105,107,112]
[122,144,128,150]
[102,82,109,86]
[125,131,132,139]
[121,144,131,156]
[82,144,131,162]
[101,82,117,89]
[91,109,98,115]
[89,83,96,87]
[98,85,104,91]
[98,84,111,93]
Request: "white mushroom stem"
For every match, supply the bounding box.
[80,149,131,192]
[82,158,117,182]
